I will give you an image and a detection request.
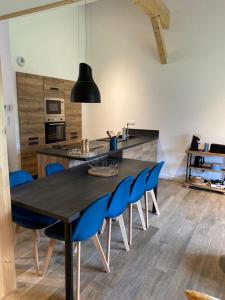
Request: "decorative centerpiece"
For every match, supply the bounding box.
[88,159,120,177]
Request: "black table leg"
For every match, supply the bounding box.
[152,185,158,213]
[64,222,74,300]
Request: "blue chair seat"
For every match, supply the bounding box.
[45,163,65,176]
[127,168,150,246]
[12,206,56,229]
[10,169,58,276]
[129,168,150,204]
[45,194,111,242]
[43,194,111,298]
[45,219,79,241]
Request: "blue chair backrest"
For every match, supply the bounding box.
[146,161,164,191]
[73,193,111,241]
[106,176,134,219]
[9,170,33,189]
[129,168,150,204]
[45,163,65,176]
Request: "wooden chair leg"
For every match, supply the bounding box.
[100,219,106,235]
[42,239,56,276]
[36,230,41,243]
[106,218,112,265]
[117,215,129,251]
[92,234,110,273]
[150,190,160,215]
[144,192,149,228]
[15,224,21,234]
[76,242,81,300]
[32,230,41,276]
[136,201,146,230]
[128,204,132,246]
[14,224,21,245]
[74,243,77,254]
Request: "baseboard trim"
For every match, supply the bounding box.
[160,175,185,182]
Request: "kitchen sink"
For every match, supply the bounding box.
[97,136,137,143]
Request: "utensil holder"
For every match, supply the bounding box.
[110,137,117,150]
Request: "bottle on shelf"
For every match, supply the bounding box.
[85,139,89,153]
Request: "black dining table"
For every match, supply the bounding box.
[11,158,157,300]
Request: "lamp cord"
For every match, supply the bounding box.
[85,0,87,63]
[77,3,79,65]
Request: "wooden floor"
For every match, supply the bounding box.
[5,180,225,300]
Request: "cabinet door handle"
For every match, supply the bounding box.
[50,87,59,91]
[29,137,39,141]
[29,141,39,145]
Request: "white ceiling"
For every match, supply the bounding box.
[0,0,63,15]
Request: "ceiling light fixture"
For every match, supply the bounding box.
[71,0,101,103]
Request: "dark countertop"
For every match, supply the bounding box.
[37,129,159,161]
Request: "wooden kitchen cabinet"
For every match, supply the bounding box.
[44,78,65,94]
[64,80,82,144]
[18,96,45,149]
[17,73,43,98]
[17,73,82,176]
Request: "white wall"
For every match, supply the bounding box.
[9,0,225,178]
[83,0,225,179]
[9,4,86,80]
[0,22,19,171]
[9,4,88,156]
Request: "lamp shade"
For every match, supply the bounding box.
[71,63,101,103]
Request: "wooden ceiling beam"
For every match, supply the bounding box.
[134,0,170,64]
[151,15,167,64]
[0,0,80,21]
[133,0,170,29]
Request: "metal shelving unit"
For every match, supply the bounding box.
[184,150,225,194]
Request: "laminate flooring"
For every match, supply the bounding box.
[5,180,225,300]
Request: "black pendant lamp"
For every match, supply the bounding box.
[71,63,101,103]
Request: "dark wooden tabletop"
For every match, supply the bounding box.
[11,158,156,223]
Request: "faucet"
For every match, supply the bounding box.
[126,121,135,140]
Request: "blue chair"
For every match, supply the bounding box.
[104,176,134,264]
[145,162,164,227]
[43,193,111,300]
[128,168,150,246]
[45,163,65,176]
[10,170,57,276]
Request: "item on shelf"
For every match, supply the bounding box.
[81,139,86,153]
[198,143,205,151]
[85,139,90,153]
[210,143,225,154]
[190,135,200,151]
[211,163,222,171]
[190,176,207,185]
[204,143,210,152]
[194,156,205,167]
[210,180,225,189]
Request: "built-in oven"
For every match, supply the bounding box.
[45,122,66,144]
[44,97,65,122]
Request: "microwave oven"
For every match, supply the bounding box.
[44,97,65,122]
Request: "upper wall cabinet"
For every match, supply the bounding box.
[17,73,43,98]
[44,78,65,95]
